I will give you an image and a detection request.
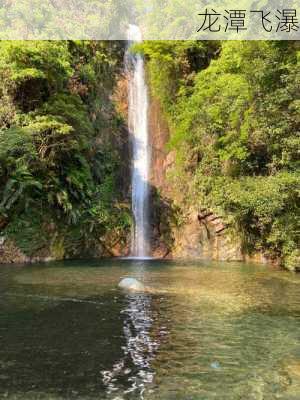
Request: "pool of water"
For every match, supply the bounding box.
[0,259,300,399]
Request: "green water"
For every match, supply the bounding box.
[0,259,300,399]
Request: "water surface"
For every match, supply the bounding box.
[0,259,300,399]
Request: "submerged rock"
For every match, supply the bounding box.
[211,361,221,370]
[118,278,145,292]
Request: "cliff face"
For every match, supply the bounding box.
[149,98,172,193]
[172,210,243,261]
[148,94,278,265]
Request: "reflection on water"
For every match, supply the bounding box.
[101,292,162,399]
[0,259,300,399]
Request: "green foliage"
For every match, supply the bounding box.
[137,40,219,114]
[4,209,51,256]
[0,0,133,40]
[201,173,300,266]
[0,40,130,257]
[144,40,300,269]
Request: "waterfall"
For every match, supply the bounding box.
[126,25,150,257]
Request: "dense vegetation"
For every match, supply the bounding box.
[0,41,130,258]
[0,39,298,270]
[139,41,300,270]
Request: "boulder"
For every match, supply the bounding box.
[118,278,145,292]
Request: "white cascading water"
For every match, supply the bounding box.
[126,25,150,257]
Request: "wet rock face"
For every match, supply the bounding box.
[118,278,145,292]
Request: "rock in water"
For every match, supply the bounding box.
[118,278,145,292]
[211,361,221,370]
